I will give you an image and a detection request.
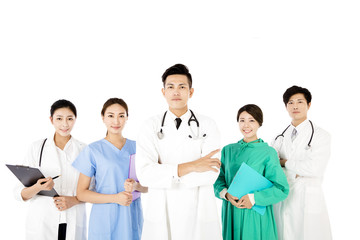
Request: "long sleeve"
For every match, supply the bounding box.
[13,141,42,202]
[285,129,331,178]
[214,147,228,199]
[136,121,179,189]
[254,148,289,206]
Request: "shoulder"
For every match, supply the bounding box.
[192,111,218,129]
[70,137,87,149]
[222,142,239,152]
[86,139,105,150]
[140,114,163,131]
[313,123,330,138]
[126,138,136,153]
[28,138,48,152]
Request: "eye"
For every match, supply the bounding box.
[56,118,62,121]
[239,119,244,122]
[68,117,74,121]
[108,114,113,118]
[120,115,125,118]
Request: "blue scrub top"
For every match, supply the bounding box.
[72,138,143,240]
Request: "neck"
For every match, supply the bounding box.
[292,118,307,127]
[243,136,258,143]
[105,133,124,143]
[169,106,188,118]
[54,133,71,150]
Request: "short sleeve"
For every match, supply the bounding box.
[72,146,96,177]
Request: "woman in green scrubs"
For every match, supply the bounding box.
[214,104,289,240]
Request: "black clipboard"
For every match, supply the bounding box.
[6,164,59,197]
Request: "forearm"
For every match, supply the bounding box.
[77,189,117,204]
[21,185,41,201]
[135,183,148,193]
[178,161,194,177]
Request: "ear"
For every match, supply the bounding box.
[161,88,165,97]
[307,102,311,109]
[189,88,194,98]
[50,116,53,124]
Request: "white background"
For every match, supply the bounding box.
[0,1,359,239]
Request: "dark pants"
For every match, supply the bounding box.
[58,223,67,240]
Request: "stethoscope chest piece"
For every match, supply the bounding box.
[157,131,164,140]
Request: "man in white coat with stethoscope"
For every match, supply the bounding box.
[136,64,222,240]
[272,85,332,240]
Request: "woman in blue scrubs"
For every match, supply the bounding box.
[72,98,147,240]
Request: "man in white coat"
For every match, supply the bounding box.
[136,64,222,240]
[272,85,332,240]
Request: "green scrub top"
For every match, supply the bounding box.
[214,139,289,240]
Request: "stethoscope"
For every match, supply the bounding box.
[157,110,207,140]
[275,120,314,150]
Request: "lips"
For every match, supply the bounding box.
[243,130,252,134]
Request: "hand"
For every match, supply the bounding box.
[124,178,135,193]
[280,158,287,167]
[35,177,54,191]
[238,194,253,209]
[53,196,80,211]
[192,149,221,173]
[225,192,240,208]
[115,191,133,206]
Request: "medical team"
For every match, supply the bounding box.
[13,64,332,240]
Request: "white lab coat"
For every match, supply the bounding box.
[272,120,332,240]
[14,136,87,240]
[136,110,222,240]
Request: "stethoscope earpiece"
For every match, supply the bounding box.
[158,110,207,140]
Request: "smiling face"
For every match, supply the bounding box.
[286,93,311,126]
[238,111,260,142]
[50,107,76,137]
[161,74,194,117]
[102,103,128,135]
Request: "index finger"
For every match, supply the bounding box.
[205,149,220,158]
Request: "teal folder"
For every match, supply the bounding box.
[227,162,273,215]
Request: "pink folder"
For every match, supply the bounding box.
[128,154,140,200]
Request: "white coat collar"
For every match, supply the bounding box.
[48,134,74,151]
[166,109,191,122]
[290,119,310,135]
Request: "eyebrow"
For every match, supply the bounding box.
[166,83,187,86]
[55,115,74,117]
[289,98,305,101]
[106,112,126,114]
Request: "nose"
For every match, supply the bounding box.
[173,88,180,96]
[63,120,69,127]
[114,117,120,124]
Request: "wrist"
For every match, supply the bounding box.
[178,162,193,177]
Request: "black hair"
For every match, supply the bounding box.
[161,63,193,88]
[101,98,129,117]
[236,104,263,126]
[283,85,312,105]
[50,99,77,117]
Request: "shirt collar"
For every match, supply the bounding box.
[166,109,191,122]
